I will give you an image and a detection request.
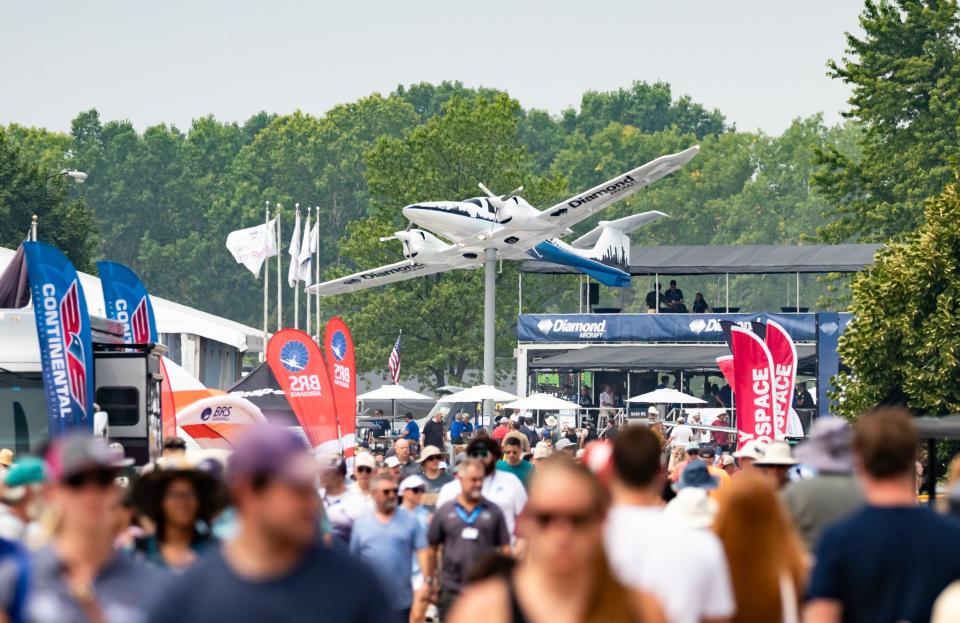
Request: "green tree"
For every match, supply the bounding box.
[324,94,565,388]
[834,179,960,416]
[0,129,98,269]
[814,0,960,242]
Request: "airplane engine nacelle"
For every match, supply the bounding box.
[395,229,451,261]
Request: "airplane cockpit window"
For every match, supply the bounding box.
[464,198,483,207]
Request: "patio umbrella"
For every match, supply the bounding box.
[626,388,707,405]
[502,393,581,411]
[357,384,434,420]
[439,385,517,403]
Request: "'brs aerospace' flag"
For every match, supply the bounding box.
[323,317,356,457]
[97,261,158,344]
[23,242,95,434]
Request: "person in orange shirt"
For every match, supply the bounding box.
[491,416,509,442]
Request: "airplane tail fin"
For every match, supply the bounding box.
[572,211,667,271]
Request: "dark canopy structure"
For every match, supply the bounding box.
[529,344,817,374]
[228,363,297,425]
[520,244,882,276]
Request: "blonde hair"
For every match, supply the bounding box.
[713,473,806,623]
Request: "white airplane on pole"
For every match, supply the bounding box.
[308,145,700,296]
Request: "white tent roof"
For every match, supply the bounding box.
[439,385,517,404]
[626,388,706,405]
[503,393,580,411]
[357,384,434,401]
[0,246,263,352]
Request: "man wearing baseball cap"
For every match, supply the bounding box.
[27,434,163,623]
[150,427,393,623]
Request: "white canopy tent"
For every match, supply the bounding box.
[357,385,433,401]
[626,388,707,405]
[438,385,517,404]
[503,393,580,411]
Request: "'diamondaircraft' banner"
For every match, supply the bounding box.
[729,327,776,450]
[23,242,95,434]
[97,260,158,344]
[323,317,356,457]
[267,328,339,453]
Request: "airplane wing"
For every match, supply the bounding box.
[308,255,480,297]
[535,145,698,236]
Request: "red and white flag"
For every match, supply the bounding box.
[729,326,777,450]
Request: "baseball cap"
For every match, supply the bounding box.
[417,445,443,463]
[532,445,552,459]
[0,449,14,467]
[555,438,575,451]
[721,454,736,467]
[399,474,426,493]
[698,445,717,459]
[45,434,133,482]
[317,454,347,476]
[226,426,316,486]
[384,456,401,468]
[354,452,377,470]
[677,460,719,490]
[733,439,768,461]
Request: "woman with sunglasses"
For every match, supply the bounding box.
[131,456,226,571]
[448,456,666,623]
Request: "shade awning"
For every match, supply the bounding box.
[357,385,434,401]
[439,385,517,403]
[520,244,882,276]
[529,344,817,372]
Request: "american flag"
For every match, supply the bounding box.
[388,332,402,384]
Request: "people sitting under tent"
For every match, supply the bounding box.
[645,283,662,312]
[692,291,711,313]
[663,280,688,312]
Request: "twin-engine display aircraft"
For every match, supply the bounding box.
[309,146,699,296]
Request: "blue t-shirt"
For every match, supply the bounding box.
[148,544,394,623]
[350,508,427,610]
[403,420,420,441]
[808,505,960,623]
[450,421,465,442]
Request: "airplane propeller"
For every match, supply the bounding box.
[478,182,523,225]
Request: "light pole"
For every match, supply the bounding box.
[47,169,88,184]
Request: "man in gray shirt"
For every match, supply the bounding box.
[25,435,165,623]
[782,418,865,549]
[427,458,510,620]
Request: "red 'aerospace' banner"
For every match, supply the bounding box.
[764,320,796,440]
[267,328,339,452]
[323,317,356,458]
[729,327,777,450]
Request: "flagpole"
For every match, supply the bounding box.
[293,203,300,330]
[305,206,312,338]
[315,205,321,340]
[262,201,270,362]
[276,205,283,332]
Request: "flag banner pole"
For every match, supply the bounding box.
[276,205,282,332]
[305,206,312,337]
[262,201,270,361]
[315,205,321,341]
[293,204,300,330]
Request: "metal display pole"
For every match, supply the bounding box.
[276,205,282,332]
[796,272,801,312]
[262,202,270,361]
[316,206,321,340]
[293,204,300,330]
[482,248,497,424]
[305,206,311,336]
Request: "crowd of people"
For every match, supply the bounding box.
[0,406,957,621]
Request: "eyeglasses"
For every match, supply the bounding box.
[64,469,116,490]
[356,466,373,474]
[378,488,398,496]
[529,509,598,529]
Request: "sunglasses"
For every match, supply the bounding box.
[64,469,116,490]
[468,448,490,458]
[378,488,398,496]
[406,487,425,494]
[529,509,598,529]
[356,466,373,474]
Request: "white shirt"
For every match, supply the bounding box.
[0,506,26,541]
[605,505,735,623]
[669,423,694,447]
[322,487,374,547]
[600,390,615,408]
[436,470,527,538]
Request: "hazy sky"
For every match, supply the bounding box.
[1,1,864,135]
